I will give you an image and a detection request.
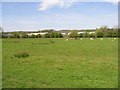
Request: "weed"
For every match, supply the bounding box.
[14,51,29,58]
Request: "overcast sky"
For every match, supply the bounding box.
[1,0,118,31]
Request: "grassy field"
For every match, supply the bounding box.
[2,38,118,88]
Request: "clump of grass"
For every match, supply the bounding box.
[14,51,29,58]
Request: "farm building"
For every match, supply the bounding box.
[68,31,95,35]
[27,32,48,36]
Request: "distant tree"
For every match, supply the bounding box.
[89,33,96,38]
[10,32,20,38]
[31,34,36,38]
[15,33,20,38]
[45,33,50,38]
[79,33,84,38]
[58,33,63,38]
[99,26,108,32]
[69,30,79,39]
[96,31,104,38]
[9,34,14,38]
[2,34,8,38]
[49,32,60,38]
[106,30,113,37]
[112,31,118,37]
[83,31,89,38]
[96,26,108,38]
[41,29,55,33]
[21,33,28,38]
[54,32,59,38]
[113,26,118,37]
[36,34,41,38]
[51,32,55,38]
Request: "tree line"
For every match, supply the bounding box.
[69,26,119,39]
[1,32,64,38]
[1,26,119,38]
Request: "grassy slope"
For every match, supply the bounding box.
[2,38,118,88]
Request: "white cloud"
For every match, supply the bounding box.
[38,0,119,11]
[38,0,76,11]
[104,0,119,4]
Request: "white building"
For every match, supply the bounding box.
[61,32,67,35]
[88,32,95,34]
[28,32,48,36]
[68,31,95,35]
[78,32,86,34]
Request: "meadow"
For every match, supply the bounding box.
[2,38,118,88]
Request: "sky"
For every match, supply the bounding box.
[1,0,119,31]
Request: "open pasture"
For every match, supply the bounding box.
[2,38,118,88]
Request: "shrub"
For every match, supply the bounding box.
[69,30,79,39]
[36,34,42,38]
[79,33,83,38]
[44,33,50,38]
[9,33,20,38]
[58,33,63,38]
[89,33,96,38]
[83,32,89,38]
[14,51,29,58]
[21,33,28,38]
[31,34,36,38]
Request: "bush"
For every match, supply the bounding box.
[21,33,28,38]
[14,51,29,58]
[79,33,83,38]
[83,32,89,38]
[36,34,42,38]
[58,33,63,38]
[31,34,36,38]
[45,33,50,38]
[89,33,96,38]
[69,30,79,39]
[96,32,104,38]
[9,33,20,38]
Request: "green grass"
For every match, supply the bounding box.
[2,38,118,88]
